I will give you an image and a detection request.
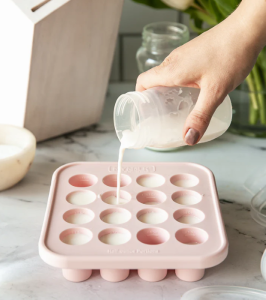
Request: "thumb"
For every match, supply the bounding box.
[183,86,224,146]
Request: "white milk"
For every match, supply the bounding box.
[116,146,125,205]
[138,211,167,224]
[65,213,93,224]
[100,233,130,245]
[116,117,225,202]
[116,114,226,206]
[176,215,201,224]
[145,201,160,205]
[103,195,129,205]
[173,195,200,205]
[137,175,165,188]
[67,191,96,205]
[119,115,227,149]
[62,233,90,245]
[102,211,130,225]
[173,178,198,188]
[0,144,22,159]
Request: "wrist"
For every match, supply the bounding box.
[233,0,266,51]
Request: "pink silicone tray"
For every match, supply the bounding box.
[39,162,228,283]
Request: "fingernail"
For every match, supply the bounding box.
[185,128,200,146]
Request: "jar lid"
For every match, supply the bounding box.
[181,286,266,300]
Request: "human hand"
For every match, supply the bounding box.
[136,0,266,145]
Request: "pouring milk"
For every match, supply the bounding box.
[114,86,232,204]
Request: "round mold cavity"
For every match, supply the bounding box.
[136,190,166,205]
[175,228,208,245]
[170,174,199,188]
[136,174,165,188]
[99,228,131,246]
[173,208,204,225]
[137,208,168,225]
[66,191,96,206]
[69,174,97,187]
[172,190,201,205]
[60,228,93,246]
[101,190,131,205]
[137,228,170,245]
[102,174,131,188]
[100,208,131,225]
[63,208,94,225]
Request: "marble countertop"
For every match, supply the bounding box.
[1,83,266,299]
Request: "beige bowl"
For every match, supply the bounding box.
[0,125,36,191]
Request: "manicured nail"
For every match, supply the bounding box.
[185,128,200,146]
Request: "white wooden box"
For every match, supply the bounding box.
[0,0,123,141]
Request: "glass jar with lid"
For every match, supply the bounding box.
[136,21,190,73]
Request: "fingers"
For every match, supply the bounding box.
[136,55,177,92]
[136,66,171,92]
[183,85,225,146]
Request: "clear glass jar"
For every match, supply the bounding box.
[136,22,189,73]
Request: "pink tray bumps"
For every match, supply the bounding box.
[39,162,228,283]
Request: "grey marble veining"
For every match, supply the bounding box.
[1,83,266,299]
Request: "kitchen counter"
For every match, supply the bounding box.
[1,83,266,299]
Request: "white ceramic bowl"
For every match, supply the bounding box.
[0,125,36,191]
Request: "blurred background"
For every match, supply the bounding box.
[110,0,194,82]
[1,0,266,142]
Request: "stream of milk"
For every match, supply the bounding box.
[116,116,227,205]
[116,146,125,205]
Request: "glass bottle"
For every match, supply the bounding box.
[136,22,189,73]
[114,86,232,150]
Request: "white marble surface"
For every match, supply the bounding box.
[1,83,266,299]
